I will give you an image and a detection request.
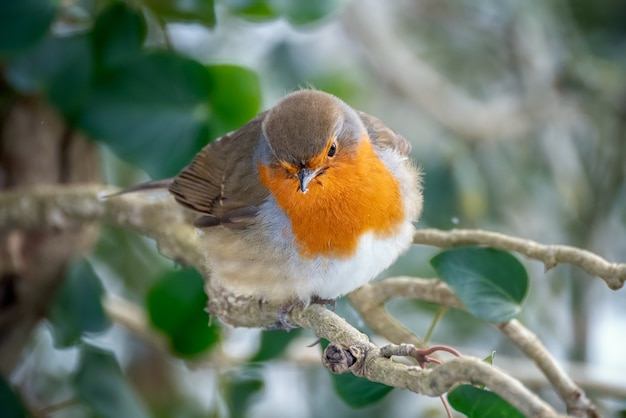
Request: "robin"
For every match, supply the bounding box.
[120,90,422,328]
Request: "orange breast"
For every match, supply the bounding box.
[258,137,405,259]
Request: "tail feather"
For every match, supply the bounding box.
[103,178,173,198]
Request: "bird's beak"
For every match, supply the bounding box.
[297,168,319,194]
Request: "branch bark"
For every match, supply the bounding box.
[350,277,599,417]
[293,305,565,418]
[413,228,626,290]
[0,184,619,417]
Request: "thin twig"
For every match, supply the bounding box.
[500,320,599,418]
[349,277,599,417]
[341,0,531,142]
[413,228,626,290]
[294,305,565,418]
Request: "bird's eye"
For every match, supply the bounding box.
[327,142,337,158]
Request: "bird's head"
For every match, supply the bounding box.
[260,90,367,194]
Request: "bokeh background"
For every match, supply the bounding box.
[1,0,625,416]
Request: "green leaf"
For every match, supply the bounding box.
[77,51,212,178]
[47,259,111,348]
[146,268,220,357]
[419,158,462,229]
[272,0,338,25]
[91,2,146,71]
[430,247,529,323]
[251,328,303,362]
[224,0,278,20]
[320,340,393,408]
[0,376,27,418]
[224,0,338,24]
[205,64,262,134]
[75,344,150,418]
[144,0,215,26]
[448,385,525,418]
[484,351,496,365]
[331,372,394,408]
[0,0,58,57]
[4,34,93,117]
[226,369,264,418]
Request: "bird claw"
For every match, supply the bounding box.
[264,301,299,331]
[264,297,336,331]
[310,295,336,311]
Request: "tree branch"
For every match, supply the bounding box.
[0,184,613,417]
[293,305,565,418]
[499,320,598,418]
[0,185,203,270]
[413,228,626,290]
[341,0,531,142]
[350,277,599,417]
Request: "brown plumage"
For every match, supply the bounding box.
[114,90,422,327]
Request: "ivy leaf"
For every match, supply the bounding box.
[430,247,529,323]
[146,268,220,357]
[225,368,264,418]
[75,345,150,418]
[206,64,262,134]
[143,0,216,26]
[272,0,338,25]
[4,34,92,117]
[91,2,146,72]
[47,259,111,348]
[77,51,212,178]
[224,0,278,21]
[251,328,303,362]
[448,384,525,418]
[0,0,58,57]
[0,376,27,418]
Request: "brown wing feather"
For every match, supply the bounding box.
[168,113,269,228]
[358,111,412,156]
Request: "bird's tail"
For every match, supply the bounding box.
[103,178,173,198]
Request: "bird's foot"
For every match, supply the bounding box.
[310,295,336,311]
[264,301,300,331]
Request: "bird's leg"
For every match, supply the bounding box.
[263,300,300,331]
[310,295,336,311]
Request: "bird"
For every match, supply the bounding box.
[120,90,422,328]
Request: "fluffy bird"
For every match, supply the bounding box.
[126,90,422,327]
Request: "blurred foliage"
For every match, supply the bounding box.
[225,368,265,418]
[1,0,625,417]
[47,259,111,348]
[147,268,220,356]
[223,0,338,24]
[75,344,150,418]
[0,0,58,58]
[144,0,216,25]
[0,376,27,418]
[251,328,303,362]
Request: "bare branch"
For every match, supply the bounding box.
[500,320,599,418]
[103,294,167,349]
[0,185,204,270]
[413,228,626,290]
[341,0,531,142]
[352,277,599,417]
[0,184,610,416]
[292,305,565,418]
